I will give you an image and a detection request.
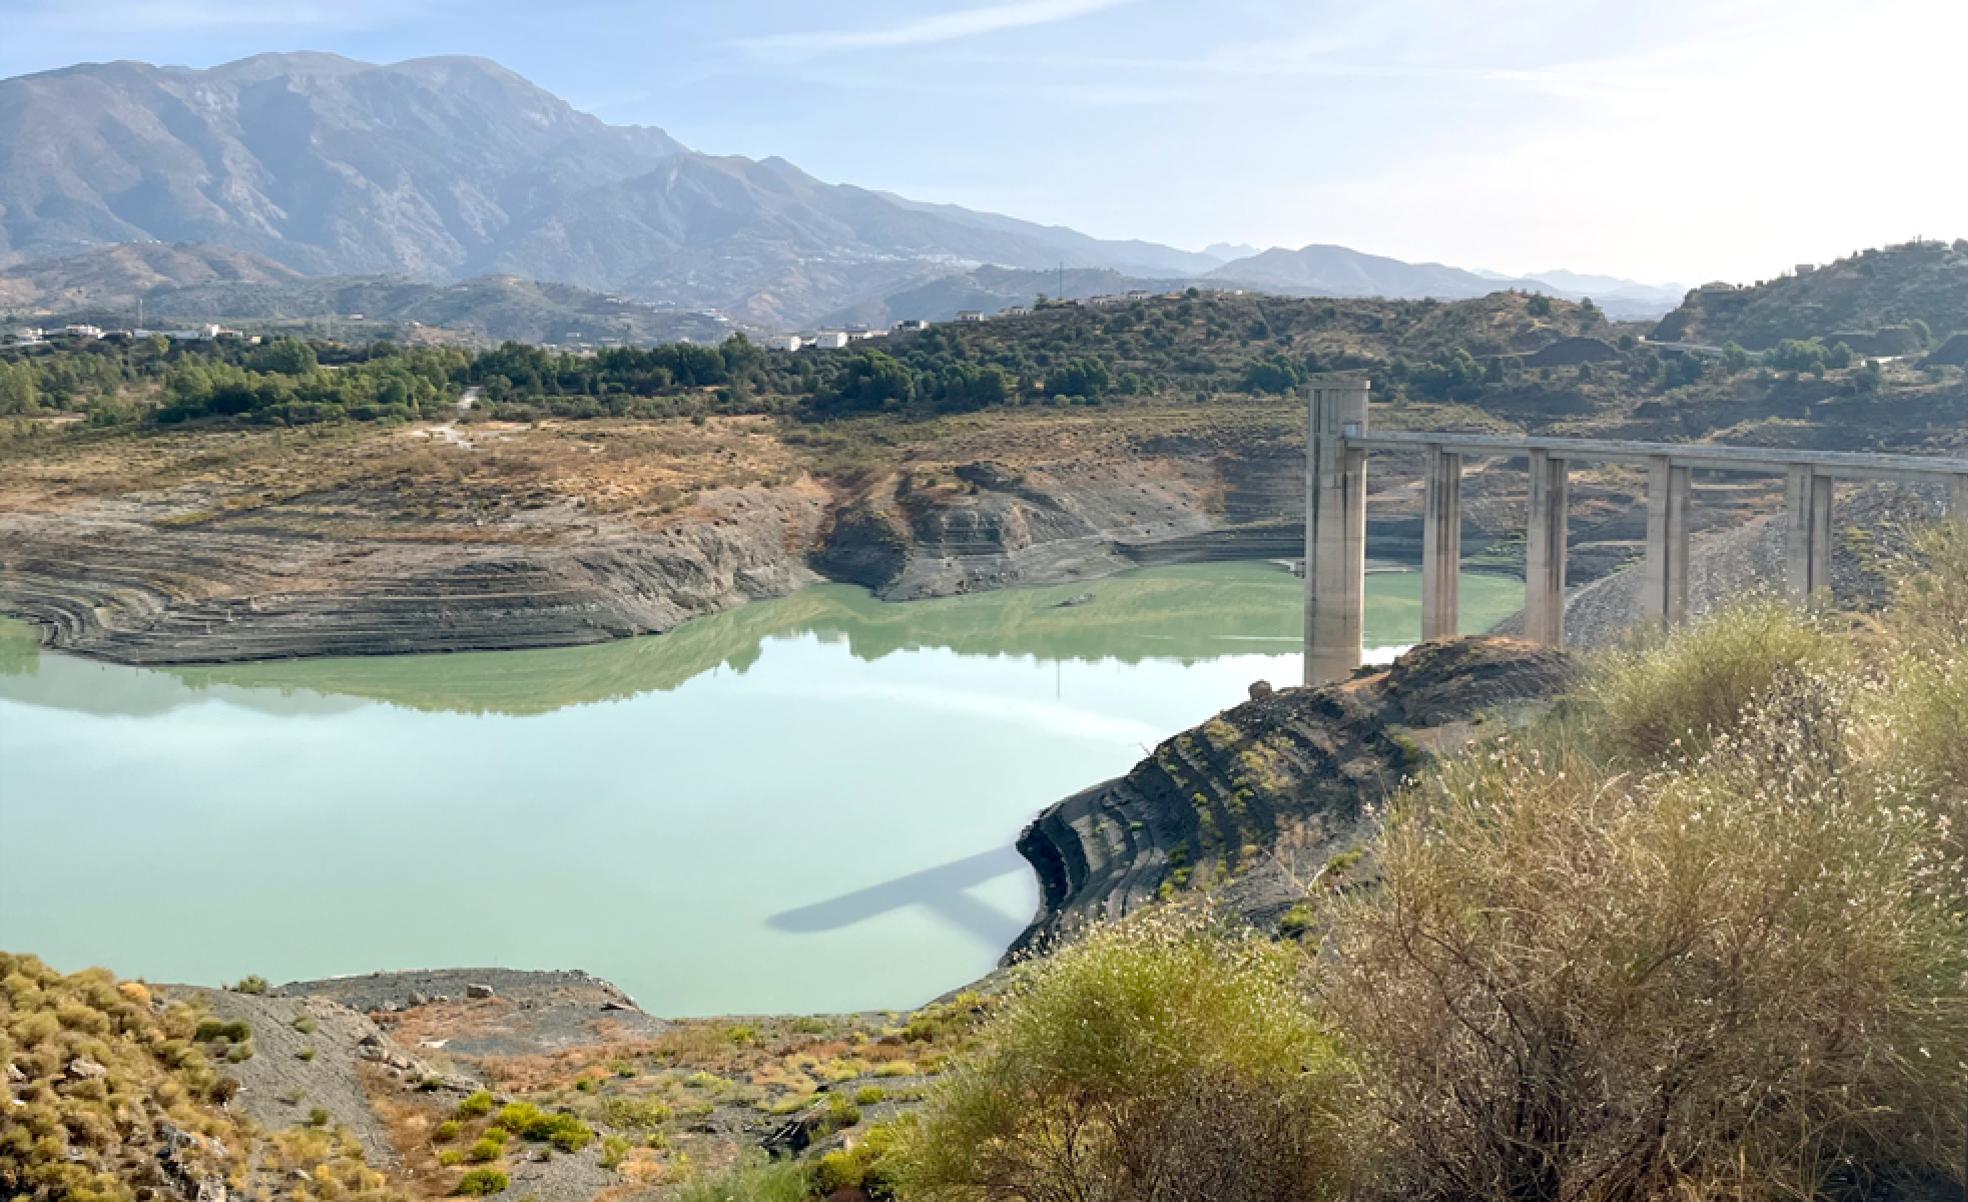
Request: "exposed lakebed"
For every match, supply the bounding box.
[0,563,1520,1015]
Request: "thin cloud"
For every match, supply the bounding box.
[741,0,1139,59]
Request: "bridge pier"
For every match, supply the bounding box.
[1304,379,1370,686]
[1303,402,1968,685]
[1421,448,1462,642]
[1784,466,1835,599]
[1643,456,1692,627]
[1525,449,1569,646]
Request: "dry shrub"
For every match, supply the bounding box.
[1327,677,1968,1202]
[1582,600,1846,766]
[1876,520,1968,809]
[897,909,1357,1202]
[1886,518,1968,649]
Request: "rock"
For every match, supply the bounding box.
[1054,592,1095,609]
[407,991,430,1006]
[1247,680,1274,701]
[1011,637,1575,957]
[65,1057,109,1081]
[5,1062,23,1084]
[464,984,495,1000]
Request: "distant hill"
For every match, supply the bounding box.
[7,251,734,345]
[139,274,735,345]
[819,265,1192,328]
[0,243,300,316]
[1520,269,1685,316]
[1651,240,1968,350]
[1210,244,1678,319]
[1209,244,1552,300]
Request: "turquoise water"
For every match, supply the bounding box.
[0,564,1522,1016]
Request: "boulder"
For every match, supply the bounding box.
[65,1057,109,1082]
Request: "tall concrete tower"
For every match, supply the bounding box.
[1304,377,1370,686]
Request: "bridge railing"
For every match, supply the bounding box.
[1303,378,1968,685]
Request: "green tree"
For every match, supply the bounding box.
[0,362,39,415]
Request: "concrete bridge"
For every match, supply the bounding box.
[1303,377,1968,685]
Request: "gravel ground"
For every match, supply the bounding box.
[164,985,440,1165]
[279,968,670,1059]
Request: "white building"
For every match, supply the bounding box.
[775,334,804,352]
[956,310,985,323]
[893,319,929,332]
[1000,306,1030,317]
[811,331,851,350]
[11,327,45,346]
[59,324,106,341]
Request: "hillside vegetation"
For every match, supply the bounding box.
[0,290,1611,428]
[0,953,399,1202]
[1653,239,1968,350]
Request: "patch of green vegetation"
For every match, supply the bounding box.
[490,1102,594,1153]
[599,1134,631,1171]
[192,1018,251,1043]
[670,1152,809,1202]
[595,1094,672,1132]
[453,1167,509,1196]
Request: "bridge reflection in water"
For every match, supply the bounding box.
[766,847,1032,953]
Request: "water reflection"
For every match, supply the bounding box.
[0,564,1522,719]
[767,848,1030,953]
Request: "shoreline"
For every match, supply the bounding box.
[0,548,1531,670]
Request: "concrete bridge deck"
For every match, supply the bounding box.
[1304,378,1968,684]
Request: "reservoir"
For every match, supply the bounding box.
[0,563,1521,1016]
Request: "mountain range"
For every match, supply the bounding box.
[0,53,1682,331]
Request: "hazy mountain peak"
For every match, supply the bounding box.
[1202,242,1260,262]
[203,51,370,79]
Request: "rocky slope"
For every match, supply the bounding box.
[0,481,829,664]
[1009,637,1575,958]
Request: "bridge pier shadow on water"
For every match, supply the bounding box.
[765,847,1031,953]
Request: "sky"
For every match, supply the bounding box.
[2,0,1963,285]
